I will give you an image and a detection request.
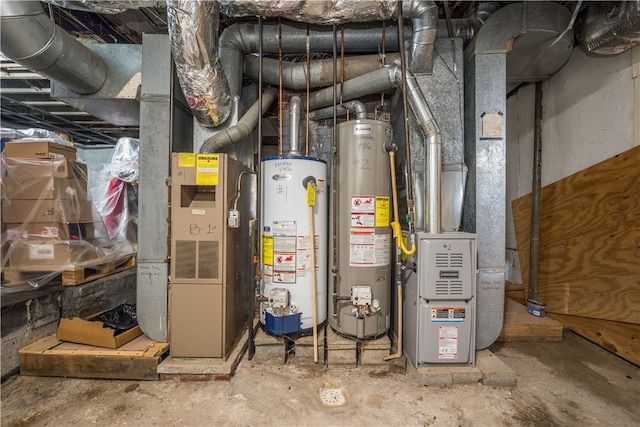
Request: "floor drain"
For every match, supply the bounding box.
[319,388,346,406]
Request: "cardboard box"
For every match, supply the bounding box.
[6,240,103,269]
[4,222,103,241]
[4,140,77,160]
[2,199,97,223]
[57,307,142,349]
[3,176,89,201]
[3,157,87,179]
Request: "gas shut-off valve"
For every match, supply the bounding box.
[351,285,380,317]
[268,288,298,316]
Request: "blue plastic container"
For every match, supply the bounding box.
[265,312,302,335]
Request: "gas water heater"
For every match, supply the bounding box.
[404,232,477,366]
[260,156,328,335]
[329,119,394,339]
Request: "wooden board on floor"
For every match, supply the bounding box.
[548,313,640,367]
[497,298,563,342]
[19,334,169,380]
[512,146,640,324]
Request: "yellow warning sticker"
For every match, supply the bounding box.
[178,152,196,167]
[196,154,219,185]
[376,196,390,227]
[262,234,274,265]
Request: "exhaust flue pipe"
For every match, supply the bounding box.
[0,0,106,95]
[405,74,441,233]
[306,61,442,232]
[308,100,368,121]
[220,22,407,104]
[244,53,400,90]
[400,0,438,73]
[200,87,277,153]
[289,96,302,155]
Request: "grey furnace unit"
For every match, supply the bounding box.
[404,232,477,366]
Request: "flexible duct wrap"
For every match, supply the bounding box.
[219,0,396,25]
[167,0,231,127]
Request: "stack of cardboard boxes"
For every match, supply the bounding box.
[2,140,103,273]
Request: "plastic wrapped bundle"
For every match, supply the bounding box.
[89,138,139,251]
[219,0,397,25]
[167,0,231,127]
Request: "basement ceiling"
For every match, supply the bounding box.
[0,3,168,146]
[1,1,588,146]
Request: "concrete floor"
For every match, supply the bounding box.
[1,330,639,427]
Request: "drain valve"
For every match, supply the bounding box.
[319,388,346,406]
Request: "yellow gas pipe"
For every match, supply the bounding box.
[385,150,415,362]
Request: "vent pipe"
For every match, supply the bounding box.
[199,87,277,153]
[244,53,401,90]
[289,95,302,155]
[308,100,368,121]
[305,62,442,231]
[405,74,441,233]
[219,22,406,107]
[400,0,438,73]
[0,0,106,95]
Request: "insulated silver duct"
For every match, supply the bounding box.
[244,53,400,90]
[0,0,107,95]
[219,0,396,25]
[289,95,302,155]
[576,1,640,55]
[167,0,230,127]
[199,87,277,153]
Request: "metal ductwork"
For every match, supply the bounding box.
[399,0,438,74]
[0,0,107,95]
[467,1,574,93]
[463,1,574,349]
[576,1,640,55]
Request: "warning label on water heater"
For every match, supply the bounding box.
[349,195,391,267]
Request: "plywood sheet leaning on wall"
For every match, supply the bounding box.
[513,145,640,325]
